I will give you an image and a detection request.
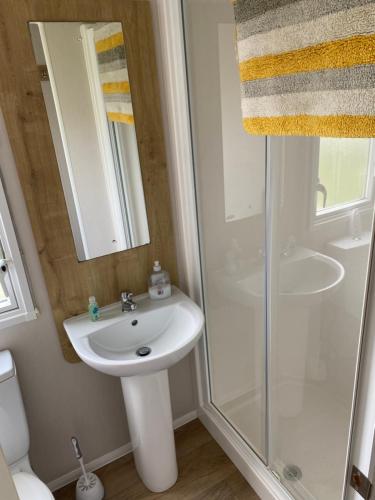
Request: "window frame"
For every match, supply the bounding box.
[311,137,375,225]
[0,174,36,329]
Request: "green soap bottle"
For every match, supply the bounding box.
[88,296,100,321]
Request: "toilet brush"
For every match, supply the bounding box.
[71,437,105,500]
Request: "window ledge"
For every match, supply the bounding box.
[0,308,38,330]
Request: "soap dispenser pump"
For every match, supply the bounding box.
[148,261,171,300]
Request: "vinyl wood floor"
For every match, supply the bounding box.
[54,419,259,499]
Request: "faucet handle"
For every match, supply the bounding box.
[121,291,133,301]
[120,291,137,312]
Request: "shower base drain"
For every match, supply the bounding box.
[283,464,302,482]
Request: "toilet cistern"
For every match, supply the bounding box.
[0,350,54,499]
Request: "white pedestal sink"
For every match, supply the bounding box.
[63,287,204,492]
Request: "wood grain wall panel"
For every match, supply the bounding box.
[0,1,177,362]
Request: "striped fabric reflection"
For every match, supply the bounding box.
[94,22,134,125]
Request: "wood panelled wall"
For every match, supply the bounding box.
[0,1,177,362]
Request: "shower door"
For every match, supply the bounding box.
[182,0,268,460]
[182,1,375,499]
[267,137,375,500]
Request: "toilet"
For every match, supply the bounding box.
[0,350,54,499]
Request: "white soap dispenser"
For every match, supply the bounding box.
[148,261,171,300]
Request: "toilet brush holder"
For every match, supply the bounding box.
[76,472,104,500]
[71,437,105,500]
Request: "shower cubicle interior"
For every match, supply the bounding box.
[182,2,375,499]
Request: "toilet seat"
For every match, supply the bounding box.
[12,472,54,499]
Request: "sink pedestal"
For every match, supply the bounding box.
[121,369,178,492]
[64,288,204,492]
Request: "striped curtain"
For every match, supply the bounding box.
[233,0,375,137]
[94,22,134,125]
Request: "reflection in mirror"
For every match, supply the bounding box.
[29,22,150,261]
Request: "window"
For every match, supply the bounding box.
[314,138,374,219]
[0,176,36,328]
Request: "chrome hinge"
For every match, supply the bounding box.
[351,465,372,499]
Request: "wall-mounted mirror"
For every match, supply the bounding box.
[29,21,150,261]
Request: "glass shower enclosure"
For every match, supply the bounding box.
[182,2,375,499]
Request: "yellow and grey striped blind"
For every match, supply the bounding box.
[94,22,134,125]
[233,0,375,137]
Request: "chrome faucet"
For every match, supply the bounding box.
[120,291,137,312]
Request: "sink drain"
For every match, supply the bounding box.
[283,464,302,482]
[136,346,151,357]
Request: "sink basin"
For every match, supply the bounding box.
[64,286,204,493]
[64,286,204,377]
[277,250,345,304]
[219,247,345,307]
